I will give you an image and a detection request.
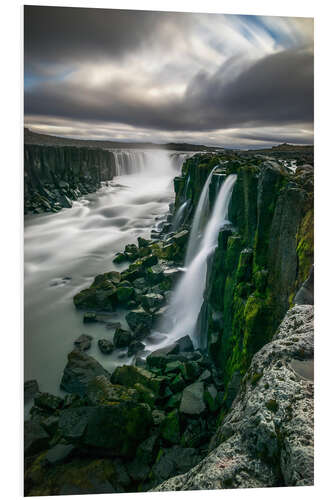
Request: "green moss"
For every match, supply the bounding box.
[296,208,314,287]
[251,372,263,385]
[266,399,279,413]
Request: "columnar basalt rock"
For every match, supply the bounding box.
[24,144,116,214]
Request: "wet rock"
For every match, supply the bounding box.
[60,350,111,396]
[98,339,114,355]
[113,328,133,348]
[141,293,164,311]
[58,402,152,457]
[116,285,134,303]
[138,236,150,248]
[146,264,165,285]
[111,365,166,396]
[175,335,194,352]
[180,382,206,415]
[83,312,97,323]
[125,308,153,339]
[127,340,145,357]
[136,434,159,465]
[113,252,128,264]
[74,334,92,351]
[126,459,150,482]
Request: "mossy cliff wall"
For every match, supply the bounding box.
[174,155,314,404]
[24,144,116,214]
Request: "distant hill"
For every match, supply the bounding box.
[24,128,223,152]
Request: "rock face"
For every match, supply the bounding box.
[176,154,314,404]
[24,144,116,214]
[153,305,314,491]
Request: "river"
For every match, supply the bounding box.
[24,150,189,396]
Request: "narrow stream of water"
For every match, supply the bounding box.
[24,150,189,395]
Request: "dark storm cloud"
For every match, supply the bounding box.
[24,7,313,146]
[24,6,191,74]
[25,48,313,131]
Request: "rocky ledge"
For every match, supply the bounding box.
[153,304,314,491]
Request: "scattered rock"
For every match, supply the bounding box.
[98,339,114,355]
[113,328,133,348]
[74,334,92,351]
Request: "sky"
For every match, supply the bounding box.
[24,6,314,149]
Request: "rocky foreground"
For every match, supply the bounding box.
[24,151,314,495]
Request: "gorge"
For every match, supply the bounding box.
[24,137,314,495]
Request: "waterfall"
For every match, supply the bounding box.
[110,150,190,177]
[172,200,189,232]
[185,167,218,265]
[158,173,237,348]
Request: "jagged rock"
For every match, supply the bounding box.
[60,350,111,395]
[153,305,314,491]
[58,402,152,457]
[113,328,133,348]
[125,308,153,339]
[74,334,92,351]
[98,339,114,354]
[175,335,194,352]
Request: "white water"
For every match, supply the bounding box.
[185,167,217,265]
[24,150,191,395]
[172,200,189,232]
[154,174,237,349]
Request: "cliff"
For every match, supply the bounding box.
[24,144,116,214]
[174,154,313,405]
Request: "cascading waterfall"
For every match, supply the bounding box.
[185,166,218,265]
[172,200,189,232]
[157,173,237,348]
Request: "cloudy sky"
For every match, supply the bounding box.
[24,6,313,148]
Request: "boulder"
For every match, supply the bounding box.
[60,350,111,396]
[175,335,194,352]
[98,339,114,355]
[126,308,153,339]
[45,444,75,465]
[58,402,152,457]
[113,328,133,348]
[116,286,134,303]
[74,334,92,351]
[141,293,164,311]
[180,382,206,415]
[138,236,150,248]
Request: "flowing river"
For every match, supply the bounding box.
[24,150,190,396]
